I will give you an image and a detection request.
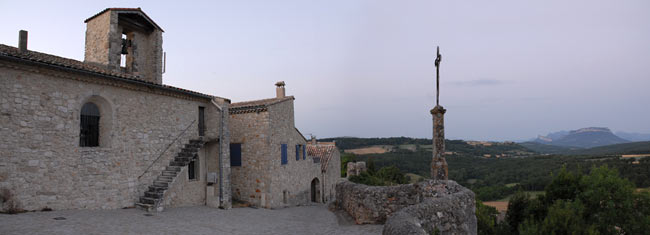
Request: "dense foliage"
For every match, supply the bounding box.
[347,163,409,186]
[351,149,650,201]
[478,166,650,235]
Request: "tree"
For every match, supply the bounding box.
[578,166,638,234]
[544,166,582,203]
[519,199,599,235]
[505,191,530,234]
[340,153,355,177]
[476,200,499,235]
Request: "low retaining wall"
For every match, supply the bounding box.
[335,180,476,235]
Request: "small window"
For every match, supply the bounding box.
[283,190,288,204]
[80,102,100,147]
[230,143,242,167]
[188,156,199,180]
[281,144,288,165]
[120,33,127,68]
[295,145,300,161]
[198,107,205,137]
[302,145,306,160]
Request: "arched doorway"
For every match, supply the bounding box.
[311,178,320,203]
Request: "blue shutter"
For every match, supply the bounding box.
[281,144,288,165]
[230,143,241,166]
[303,145,306,160]
[296,145,300,161]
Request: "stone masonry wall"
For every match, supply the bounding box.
[229,111,271,207]
[336,180,476,234]
[162,146,207,208]
[322,150,341,203]
[84,10,112,67]
[268,100,321,208]
[229,98,328,208]
[0,61,223,211]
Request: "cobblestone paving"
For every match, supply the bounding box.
[0,205,382,235]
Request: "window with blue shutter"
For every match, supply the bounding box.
[230,143,241,166]
[295,145,300,161]
[281,144,288,165]
[303,145,306,160]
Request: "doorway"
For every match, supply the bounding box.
[311,178,320,203]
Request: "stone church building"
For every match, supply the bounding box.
[0,8,340,212]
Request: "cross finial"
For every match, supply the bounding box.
[435,46,442,106]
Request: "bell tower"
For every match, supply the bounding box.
[84,8,164,84]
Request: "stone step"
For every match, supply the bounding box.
[162,170,177,177]
[149,185,168,192]
[145,191,163,199]
[185,143,202,149]
[181,148,198,153]
[135,202,153,210]
[140,197,159,205]
[153,181,168,187]
[189,139,204,145]
[157,176,173,182]
[169,161,186,167]
[174,156,191,162]
[166,166,181,172]
[178,152,196,158]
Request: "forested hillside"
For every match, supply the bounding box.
[343,150,650,201]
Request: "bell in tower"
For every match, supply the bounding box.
[84,8,164,84]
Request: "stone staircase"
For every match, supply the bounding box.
[136,138,205,212]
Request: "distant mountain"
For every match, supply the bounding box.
[615,131,650,142]
[534,127,629,148]
[533,130,569,143]
[519,142,580,154]
[523,140,650,155]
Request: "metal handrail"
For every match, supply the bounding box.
[138,119,196,180]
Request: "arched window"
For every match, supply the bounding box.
[80,102,100,147]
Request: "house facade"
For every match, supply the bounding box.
[0,8,339,213]
[229,82,340,208]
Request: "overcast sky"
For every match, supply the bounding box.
[2,0,649,141]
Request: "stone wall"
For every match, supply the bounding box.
[162,145,207,208]
[84,10,112,68]
[229,110,271,207]
[346,161,366,178]
[336,180,476,234]
[0,61,225,211]
[382,182,477,235]
[322,150,341,203]
[268,100,320,208]
[229,98,333,209]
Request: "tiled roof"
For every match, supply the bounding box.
[229,96,294,114]
[84,8,164,32]
[307,144,338,172]
[0,44,214,99]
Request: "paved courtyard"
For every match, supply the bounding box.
[0,204,382,235]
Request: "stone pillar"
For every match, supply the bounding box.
[431,105,448,180]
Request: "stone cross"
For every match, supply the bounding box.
[431,46,448,181]
[435,46,441,106]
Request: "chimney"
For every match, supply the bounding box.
[275,81,286,98]
[311,135,317,145]
[18,30,28,52]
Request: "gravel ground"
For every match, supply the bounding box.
[0,205,382,235]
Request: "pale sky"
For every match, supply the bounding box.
[2,0,649,141]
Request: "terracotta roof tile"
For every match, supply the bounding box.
[229,96,294,114]
[0,44,214,99]
[307,144,338,172]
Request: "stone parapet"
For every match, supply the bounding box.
[335,180,476,234]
